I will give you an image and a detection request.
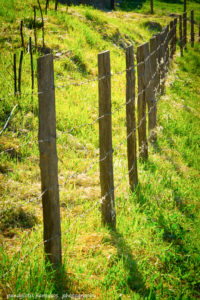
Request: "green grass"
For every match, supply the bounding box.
[0,0,200,299]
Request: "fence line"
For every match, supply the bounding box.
[0,11,198,278]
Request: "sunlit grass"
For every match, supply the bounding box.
[0,0,200,298]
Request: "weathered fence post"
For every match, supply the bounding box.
[37,0,45,49]
[155,33,161,93]
[160,31,166,95]
[18,50,23,95]
[126,45,138,191]
[174,18,177,54]
[170,20,174,58]
[183,12,187,50]
[137,43,148,160]
[145,41,157,141]
[150,36,159,99]
[14,54,17,95]
[37,54,62,268]
[34,6,37,51]
[29,37,34,91]
[179,15,183,56]
[20,20,25,50]
[55,0,58,11]
[150,0,153,14]
[45,0,49,14]
[98,51,116,229]
[191,10,194,47]
[165,25,170,71]
[111,0,115,10]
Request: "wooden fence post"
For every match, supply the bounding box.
[155,33,161,94]
[98,51,116,229]
[14,54,17,95]
[37,54,62,268]
[179,15,183,56]
[126,45,138,191]
[150,36,159,99]
[37,0,45,49]
[191,10,194,47]
[29,37,34,91]
[18,50,23,95]
[150,0,153,14]
[183,12,187,50]
[174,18,177,54]
[55,0,58,11]
[160,31,166,95]
[165,25,170,71]
[137,43,148,160]
[145,41,157,141]
[170,20,174,58]
[20,20,25,50]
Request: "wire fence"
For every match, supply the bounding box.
[0,10,198,282]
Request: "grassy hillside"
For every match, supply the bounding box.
[0,0,200,299]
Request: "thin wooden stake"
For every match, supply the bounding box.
[150,0,153,14]
[37,0,45,48]
[191,10,194,47]
[55,0,58,11]
[45,0,49,14]
[29,37,34,91]
[37,54,62,268]
[183,12,187,50]
[137,43,148,160]
[145,40,157,141]
[18,50,23,95]
[179,15,183,56]
[170,20,174,58]
[126,45,138,191]
[20,20,25,49]
[98,50,116,229]
[14,54,17,95]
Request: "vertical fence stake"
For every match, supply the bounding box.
[55,0,58,11]
[179,15,183,56]
[18,50,23,96]
[160,31,166,95]
[45,0,49,14]
[137,43,148,160]
[155,33,161,93]
[20,20,25,50]
[126,45,138,191]
[144,41,157,139]
[37,54,62,268]
[174,18,177,54]
[170,21,174,58]
[150,0,153,14]
[191,10,194,47]
[14,54,17,96]
[29,37,34,91]
[37,0,45,49]
[98,50,116,229]
[183,12,187,50]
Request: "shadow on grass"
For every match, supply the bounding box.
[105,227,152,298]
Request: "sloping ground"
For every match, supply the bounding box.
[0,0,200,298]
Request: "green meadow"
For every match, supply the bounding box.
[0,0,200,298]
